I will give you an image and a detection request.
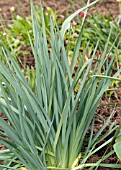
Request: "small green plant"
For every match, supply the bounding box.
[0,1,121,169]
[0,6,57,59]
[65,13,121,66]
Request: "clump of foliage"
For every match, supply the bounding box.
[65,13,121,68]
[0,0,121,170]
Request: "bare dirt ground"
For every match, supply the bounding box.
[0,0,121,169]
[0,0,119,19]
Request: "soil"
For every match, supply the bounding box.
[0,0,121,169]
[0,0,119,20]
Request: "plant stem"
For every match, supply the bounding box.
[119,2,121,15]
[47,163,98,170]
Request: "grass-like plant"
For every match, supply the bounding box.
[0,0,121,169]
[114,125,121,161]
[117,0,121,25]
